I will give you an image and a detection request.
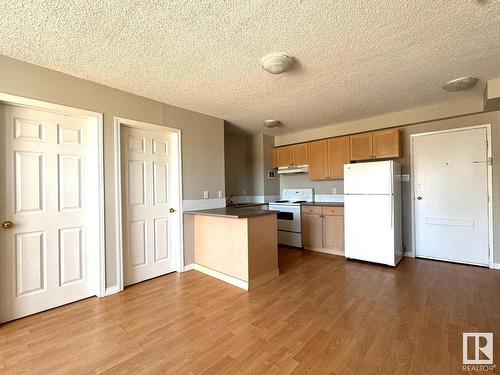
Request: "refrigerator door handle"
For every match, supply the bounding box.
[390,196,394,228]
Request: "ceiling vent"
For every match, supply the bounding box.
[263,120,280,128]
[442,77,478,92]
[261,53,293,74]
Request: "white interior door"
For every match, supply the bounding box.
[413,127,490,266]
[121,126,179,286]
[0,104,101,323]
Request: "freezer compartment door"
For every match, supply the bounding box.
[344,161,394,194]
[344,194,396,266]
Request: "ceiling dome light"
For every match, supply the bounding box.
[442,77,478,92]
[263,120,280,128]
[261,53,293,74]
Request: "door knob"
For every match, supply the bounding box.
[416,196,423,200]
[1,220,14,229]
[169,208,176,213]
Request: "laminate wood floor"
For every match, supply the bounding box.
[1,247,500,374]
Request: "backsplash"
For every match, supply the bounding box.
[279,174,344,197]
[183,198,226,211]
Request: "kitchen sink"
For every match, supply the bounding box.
[226,203,254,207]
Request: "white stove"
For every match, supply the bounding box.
[269,189,313,247]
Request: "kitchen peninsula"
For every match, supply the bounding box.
[184,208,279,290]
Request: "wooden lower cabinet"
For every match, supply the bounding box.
[302,213,323,248]
[302,206,344,256]
[323,215,344,253]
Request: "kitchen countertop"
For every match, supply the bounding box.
[301,202,344,207]
[184,207,278,218]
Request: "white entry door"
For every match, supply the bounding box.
[121,126,179,286]
[0,104,101,323]
[413,127,490,266]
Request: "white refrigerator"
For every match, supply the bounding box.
[344,160,403,266]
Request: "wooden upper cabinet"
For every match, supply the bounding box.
[272,148,278,168]
[308,140,329,180]
[274,144,308,167]
[350,129,400,161]
[273,129,400,176]
[277,146,292,167]
[373,129,400,159]
[327,136,350,179]
[291,143,308,165]
[350,132,373,161]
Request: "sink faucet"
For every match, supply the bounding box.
[226,194,234,204]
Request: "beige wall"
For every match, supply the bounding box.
[0,55,225,288]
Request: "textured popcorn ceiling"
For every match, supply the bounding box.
[0,1,499,134]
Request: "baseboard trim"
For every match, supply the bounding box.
[194,264,248,290]
[404,252,415,258]
[104,286,120,296]
[249,269,279,290]
[183,263,195,272]
[493,263,500,270]
[304,246,345,257]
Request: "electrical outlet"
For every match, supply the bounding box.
[218,190,223,198]
[203,191,209,199]
[332,188,337,194]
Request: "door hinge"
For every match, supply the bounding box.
[488,157,493,166]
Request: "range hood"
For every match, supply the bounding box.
[277,165,309,174]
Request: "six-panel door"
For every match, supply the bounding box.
[121,126,177,286]
[0,104,100,323]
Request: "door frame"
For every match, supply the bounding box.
[410,124,494,268]
[113,117,184,293]
[0,92,106,297]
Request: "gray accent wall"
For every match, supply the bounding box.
[0,55,225,289]
[224,132,280,198]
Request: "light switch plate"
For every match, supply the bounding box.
[401,174,410,182]
[203,191,209,199]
